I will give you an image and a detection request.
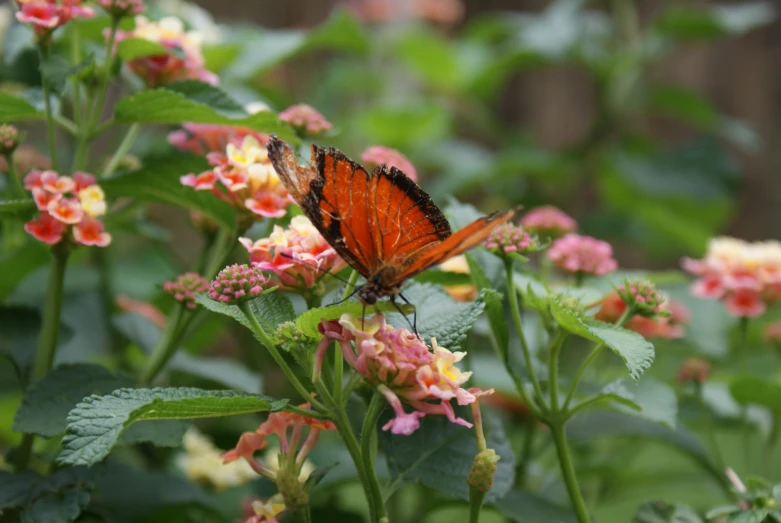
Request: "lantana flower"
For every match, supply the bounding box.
[176,428,256,490]
[547,233,618,277]
[316,313,493,435]
[208,264,267,304]
[676,357,711,385]
[23,170,111,247]
[163,272,209,309]
[181,135,294,223]
[16,0,95,38]
[361,145,417,182]
[243,495,286,523]
[520,205,577,239]
[279,104,333,137]
[168,103,272,156]
[240,216,347,299]
[594,291,689,340]
[97,0,144,18]
[682,237,781,318]
[483,223,540,258]
[114,15,217,87]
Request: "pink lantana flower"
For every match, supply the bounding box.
[547,233,618,277]
[279,104,333,137]
[180,135,294,224]
[97,0,144,18]
[163,272,209,310]
[114,15,217,87]
[360,145,417,182]
[483,223,539,257]
[23,170,111,248]
[682,236,781,318]
[316,313,493,435]
[240,216,346,299]
[520,205,577,238]
[169,123,269,156]
[16,0,95,37]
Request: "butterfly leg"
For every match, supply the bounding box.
[391,294,418,337]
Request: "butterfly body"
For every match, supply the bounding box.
[267,136,515,307]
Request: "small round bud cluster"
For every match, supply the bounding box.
[520,205,577,239]
[676,357,711,385]
[163,272,209,310]
[617,279,665,318]
[467,449,500,493]
[279,104,333,137]
[97,0,145,18]
[276,468,308,509]
[208,264,267,304]
[483,223,538,256]
[0,125,23,156]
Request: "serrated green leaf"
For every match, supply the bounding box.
[730,376,781,412]
[384,282,485,350]
[195,291,295,343]
[599,379,678,428]
[550,299,654,381]
[380,407,514,502]
[0,470,40,509]
[116,38,169,61]
[0,199,36,218]
[15,467,96,523]
[294,300,411,338]
[491,488,577,523]
[101,152,237,229]
[113,82,298,142]
[632,501,704,523]
[39,54,94,94]
[58,387,289,466]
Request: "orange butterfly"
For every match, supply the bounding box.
[267,136,515,309]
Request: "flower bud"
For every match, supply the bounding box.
[483,223,539,258]
[164,272,209,310]
[0,124,24,156]
[279,104,333,137]
[677,357,711,385]
[208,264,267,304]
[467,448,500,493]
[520,206,577,239]
[617,279,665,318]
[275,467,308,510]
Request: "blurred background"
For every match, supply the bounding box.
[178,0,780,268]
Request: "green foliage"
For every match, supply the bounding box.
[58,387,288,466]
[730,376,781,412]
[195,290,296,343]
[632,501,703,523]
[294,300,411,338]
[0,90,46,121]
[0,467,96,523]
[116,38,169,61]
[39,55,95,94]
[492,489,578,523]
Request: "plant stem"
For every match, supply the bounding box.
[32,245,69,381]
[765,415,780,479]
[4,153,25,198]
[361,393,387,522]
[695,382,725,473]
[70,24,82,128]
[140,304,186,384]
[204,227,236,279]
[551,423,591,523]
[469,488,486,523]
[516,417,537,486]
[505,259,547,414]
[737,317,752,473]
[293,506,312,523]
[335,271,360,404]
[88,18,119,131]
[38,45,58,170]
[548,331,568,412]
[238,301,323,411]
[103,123,140,176]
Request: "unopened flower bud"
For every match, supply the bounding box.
[483,223,539,257]
[677,357,711,385]
[0,124,24,156]
[164,272,209,310]
[520,206,577,239]
[208,264,267,304]
[279,104,333,137]
[467,448,500,493]
[617,279,665,318]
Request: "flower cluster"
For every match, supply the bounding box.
[316,314,492,435]
[676,357,711,385]
[208,264,267,304]
[0,124,22,156]
[279,104,333,137]
[594,292,689,340]
[163,272,209,310]
[349,0,464,26]
[169,123,268,156]
[23,170,111,247]
[176,428,256,490]
[547,233,618,277]
[361,145,417,182]
[483,223,539,257]
[242,495,286,523]
[16,0,95,37]
[97,0,144,18]
[181,135,294,222]
[223,404,334,508]
[616,279,665,318]
[115,15,217,87]
[240,216,347,298]
[682,237,781,318]
[520,205,577,238]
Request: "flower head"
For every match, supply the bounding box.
[520,206,577,238]
[483,223,539,257]
[467,448,500,493]
[616,279,665,318]
[594,292,687,340]
[547,233,617,277]
[23,170,110,247]
[682,236,781,318]
[176,428,256,490]
[361,145,417,182]
[163,272,209,309]
[279,104,333,137]
[0,124,23,156]
[244,495,286,523]
[16,0,95,38]
[208,264,267,304]
[97,0,144,18]
[240,216,346,298]
[317,313,492,435]
[114,15,217,87]
[677,357,711,385]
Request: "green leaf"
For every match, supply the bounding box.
[101,152,237,229]
[492,488,577,523]
[654,2,775,40]
[380,408,514,503]
[195,291,295,344]
[294,300,411,338]
[0,305,42,368]
[116,38,169,61]
[0,91,43,121]
[39,55,95,94]
[550,299,654,381]
[0,242,50,298]
[113,81,299,142]
[0,199,36,219]
[8,467,97,523]
[22,487,91,523]
[385,282,486,351]
[0,470,40,509]
[600,379,678,428]
[632,501,704,523]
[396,28,461,91]
[58,387,289,466]
[730,376,781,412]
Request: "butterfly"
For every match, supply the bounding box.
[267,136,515,314]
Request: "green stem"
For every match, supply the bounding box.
[103,123,140,177]
[737,317,751,473]
[140,304,186,384]
[238,301,323,411]
[696,382,725,474]
[32,245,69,381]
[335,271,360,404]
[469,488,487,523]
[361,393,387,522]
[293,506,312,523]
[505,259,547,413]
[38,45,58,170]
[562,306,633,410]
[342,372,363,406]
[70,24,82,128]
[203,227,236,279]
[516,418,537,486]
[54,115,78,135]
[88,18,119,131]
[4,153,25,198]
[551,423,591,523]
[765,415,780,479]
[548,331,568,412]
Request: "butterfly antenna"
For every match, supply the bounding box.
[392,294,418,337]
[361,303,366,330]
